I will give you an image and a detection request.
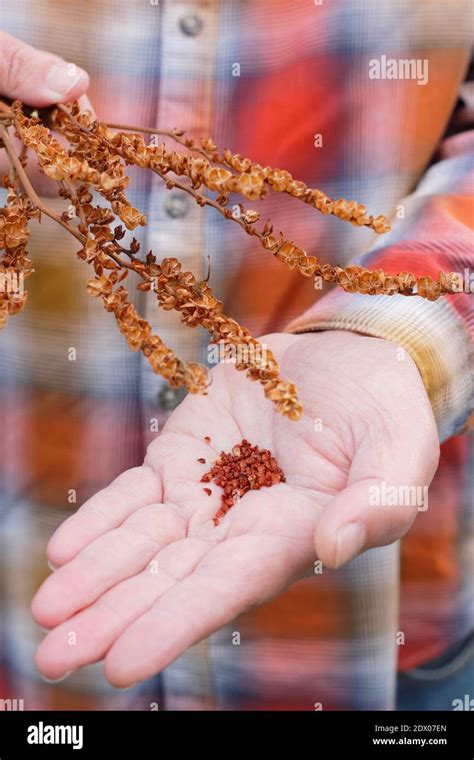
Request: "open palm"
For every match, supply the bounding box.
[32,330,439,687]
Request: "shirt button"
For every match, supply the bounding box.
[157,384,187,411]
[164,192,189,219]
[179,14,204,37]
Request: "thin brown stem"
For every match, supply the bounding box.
[60,176,147,275]
[58,105,266,255]
[161,173,262,236]
[0,124,85,244]
[105,122,213,160]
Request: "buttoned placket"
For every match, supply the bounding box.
[143,0,219,414]
[143,0,220,707]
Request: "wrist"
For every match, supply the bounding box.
[286,290,473,441]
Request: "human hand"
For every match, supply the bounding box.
[0,30,88,106]
[31,331,439,686]
[0,30,90,191]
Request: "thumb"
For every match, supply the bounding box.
[314,413,440,569]
[0,31,89,107]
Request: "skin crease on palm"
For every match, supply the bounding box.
[30,331,440,688]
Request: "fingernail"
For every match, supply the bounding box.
[41,671,72,684]
[45,62,87,98]
[47,560,57,572]
[335,522,365,568]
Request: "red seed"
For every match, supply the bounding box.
[204,436,211,444]
[197,438,285,526]
[197,457,206,464]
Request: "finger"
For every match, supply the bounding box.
[104,534,306,687]
[315,413,440,568]
[0,31,89,106]
[33,502,184,628]
[46,465,162,568]
[35,537,211,680]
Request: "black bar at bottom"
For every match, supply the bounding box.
[0,710,471,757]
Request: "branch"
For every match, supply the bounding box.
[0,124,84,244]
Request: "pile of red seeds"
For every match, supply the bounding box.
[199,438,286,525]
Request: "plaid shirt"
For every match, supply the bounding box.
[0,0,472,710]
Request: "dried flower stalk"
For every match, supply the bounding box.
[51,103,465,300]
[0,98,468,421]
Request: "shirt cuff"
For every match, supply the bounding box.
[286,290,474,442]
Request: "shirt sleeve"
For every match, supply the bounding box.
[287,124,474,443]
